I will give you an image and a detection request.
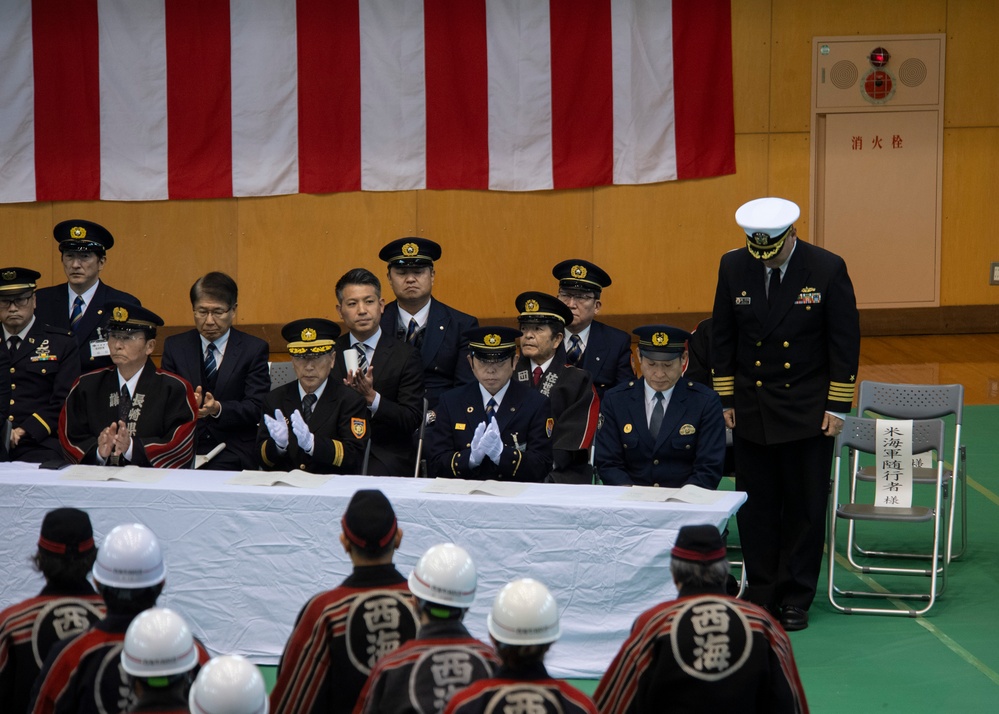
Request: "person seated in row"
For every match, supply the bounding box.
[0,508,104,714]
[513,291,599,484]
[594,324,725,489]
[270,489,419,714]
[595,524,808,714]
[426,327,553,482]
[257,318,369,474]
[162,271,271,471]
[355,543,499,714]
[332,268,425,476]
[378,237,479,409]
[1,267,80,464]
[443,578,598,714]
[58,302,198,468]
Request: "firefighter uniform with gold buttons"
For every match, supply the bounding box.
[710,197,860,630]
[594,325,725,489]
[1,268,81,463]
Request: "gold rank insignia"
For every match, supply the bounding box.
[112,306,129,322]
[402,242,419,256]
[351,418,366,438]
[679,424,696,435]
[571,264,587,279]
[801,286,816,293]
[652,332,669,346]
[525,299,539,313]
[623,423,633,433]
[301,328,317,342]
[484,333,501,347]
[71,226,87,239]
[455,423,466,430]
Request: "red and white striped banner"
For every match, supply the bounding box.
[0,0,734,203]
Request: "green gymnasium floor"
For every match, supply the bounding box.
[259,405,999,711]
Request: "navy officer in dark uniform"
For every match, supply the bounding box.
[379,238,479,408]
[711,197,860,630]
[552,259,634,398]
[34,220,141,373]
[2,268,81,463]
[595,325,725,489]
[513,291,599,484]
[426,327,553,482]
[257,318,370,474]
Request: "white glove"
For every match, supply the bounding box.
[264,410,289,451]
[469,421,487,468]
[483,419,504,464]
[290,409,315,454]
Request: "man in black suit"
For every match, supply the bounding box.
[1,268,81,463]
[711,197,860,630]
[378,238,479,409]
[513,291,598,484]
[333,268,425,476]
[161,272,271,470]
[257,319,369,474]
[426,327,553,482]
[34,220,141,373]
[552,259,634,398]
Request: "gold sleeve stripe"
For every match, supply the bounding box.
[332,440,344,467]
[451,452,460,476]
[260,442,274,467]
[713,376,735,396]
[32,413,52,435]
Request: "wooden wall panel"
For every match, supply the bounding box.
[3,203,57,280]
[767,132,812,240]
[732,0,772,134]
[417,189,593,319]
[769,0,946,134]
[592,134,770,316]
[236,192,417,325]
[945,0,999,127]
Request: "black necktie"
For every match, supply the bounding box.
[301,393,317,423]
[7,336,20,353]
[204,342,218,383]
[406,318,419,344]
[119,384,132,423]
[486,397,497,423]
[768,268,781,308]
[649,391,665,438]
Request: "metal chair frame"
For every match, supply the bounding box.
[851,381,966,565]
[268,361,298,388]
[828,416,947,616]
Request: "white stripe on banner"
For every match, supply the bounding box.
[359,0,427,191]
[611,0,676,184]
[98,0,169,200]
[486,0,554,191]
[0,1,36,203]
[230,0,299,197]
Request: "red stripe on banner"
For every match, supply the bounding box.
[31,0,101,201]
[671,0,735,180]
[549,0,613,189]
[165,0,233,199]
[424,0,489,189]
[297,0,361,193]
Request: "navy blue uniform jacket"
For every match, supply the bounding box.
[426,380,553,482]
[595,377,725,489]
[161,328,271,470]
[554,320,633,398]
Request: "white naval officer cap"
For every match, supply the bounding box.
[735,197,800,260]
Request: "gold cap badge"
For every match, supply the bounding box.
[525,299,539,313]
[484,333,501,347]
[652,332,669,346]
[1,270,14,281]
[112,306,129,322]
[301,328,317,342]
[71,226,87,239]
[571,265,587,279]
[402,242,419,256]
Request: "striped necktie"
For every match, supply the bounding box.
[355,343,368,374]
[301,393,317,423]
[485,397,497,422]
[406,318,419,343]
[70,296,85,330]
[204,342,218,382]
[566,334,583,366]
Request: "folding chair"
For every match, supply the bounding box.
[827,416,947,616]
[268,361,297,388]
[414,398,429,478]
[852,381,966,563]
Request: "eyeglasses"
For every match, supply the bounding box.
[194,307,233,319]
[0,296,32,309]
[107,330,146,343]
[557,290,596,304]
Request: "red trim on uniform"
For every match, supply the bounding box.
[37,536,95,555]
[671,545,727,562]
[340,515,398,550]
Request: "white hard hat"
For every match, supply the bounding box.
[92,523,166,588]
[487,578,560,646]
[408,543,477,608]
[189,655,269,714]
[122,607,199,678]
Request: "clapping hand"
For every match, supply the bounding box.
[263,409,289,451]
[290,410,314,454]
[482,419,504,464]
[469,421,487,468]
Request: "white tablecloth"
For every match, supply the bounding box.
[0,464,745,678]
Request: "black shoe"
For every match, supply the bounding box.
[780,606,809,631]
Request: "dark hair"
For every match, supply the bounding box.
[32,549,98,589]
[190,272,238,308]
[97,582,164,615]
[670,557,730,590]
[335,268,381,304]
[494,642,551,669]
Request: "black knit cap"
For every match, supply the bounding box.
[671,524,727,563]
[38,508,96,557]
[341,490,398,554]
